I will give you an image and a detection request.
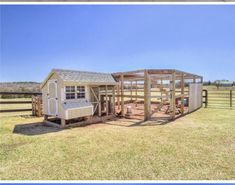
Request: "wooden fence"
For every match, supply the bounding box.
[0,92,42,116]
[203,89,234,109]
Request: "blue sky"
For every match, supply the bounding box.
[1,5,235,82]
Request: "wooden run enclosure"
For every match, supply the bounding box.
[113,69,203,121]
[0,92,43,116]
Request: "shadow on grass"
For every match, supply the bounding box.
[12,114,181,136]
[128,117,171,127]
[13,122,62,136]
[103,116,172,127]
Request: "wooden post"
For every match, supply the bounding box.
[61,119,66,128]
[170,71,176,119]
[44,115,48,121]
[38,96,42,117]
[130,81,133,101]
[108,96,112,114]
[135,80,138,107]
[193,76,196,83]
[101,95,104,111]
[160,78,163,104]
[121,74,124,116]
[204,90,208,108]
[112,86,116,114]
[32,96,35,116]
[105,85,108,115]
[117,83,120,110]
[144,70,151,121]
[180,73,185,114]
[230,90,232,108]
[98,87,101,117]
[201,77,204,107]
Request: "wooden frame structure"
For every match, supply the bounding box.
[89,85,116,117]
[112,69,203,121]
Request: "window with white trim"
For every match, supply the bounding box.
[65,86,86,100]
[65,86,75,99]
[77,86,85,99]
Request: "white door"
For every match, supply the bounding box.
[189,83,202,113]
[47,80,58,116]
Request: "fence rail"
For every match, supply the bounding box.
[0,109,32,113]
[0,92,42,95]
[0,101,32,104]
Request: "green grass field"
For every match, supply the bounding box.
[0,108,235,180]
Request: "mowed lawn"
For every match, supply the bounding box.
[0,108,235,180]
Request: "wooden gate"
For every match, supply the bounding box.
[203,89,234,109]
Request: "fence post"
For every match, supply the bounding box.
[230,90,232,108]
[203,89,208,108]
[32,96,35,116]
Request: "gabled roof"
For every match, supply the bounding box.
[41,69,117,88]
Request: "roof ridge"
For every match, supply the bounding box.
[52,68,112,75]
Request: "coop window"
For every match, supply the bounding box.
[77,86,85,99]
[65,86,75,99]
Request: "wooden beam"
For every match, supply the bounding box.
[91,87,98,100]
[170,72,176,119]
[115,77,144,81]
[121,74,124,116]
[112,86,116,114]
[61,119,66,128]
[108,96,112,114]
[147,69,174,75]
[101,94,105,111]
[0,92,41,95]
[112,69,202,82]
[116,94,145,99]
[117,83,120,110]
[175,94,187,99]
[160,78,163,104]
[135,80,138,102]
[181,73,185,114]
[105,85,108,115]
[201,76,204,107]
[0,101,32,104]
[144,70,151,121]
[130,81,133,101]
[151,76,199,81]
[44,115,48,121]
[98,87,101,117]
[135,80,138,107]
[0,109,32,113]
[112,69,145,76]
